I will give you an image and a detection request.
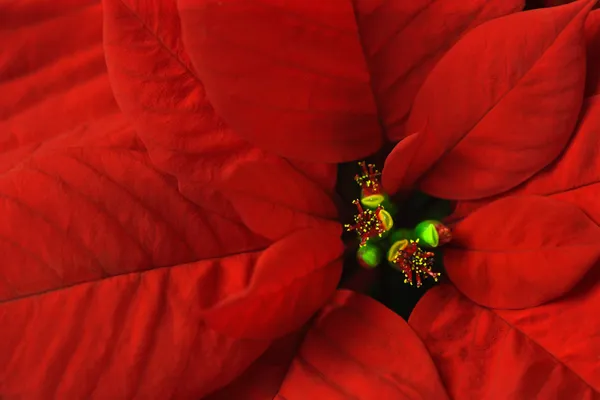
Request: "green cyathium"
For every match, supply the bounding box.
[414,220,440,248]
[357,244,381,268]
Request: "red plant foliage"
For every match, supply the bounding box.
[1,0,599,398]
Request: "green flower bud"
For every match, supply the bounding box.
[414,220,452,248]
[415,220,439,247]
[357,243,382,269]
[360,194,386,209]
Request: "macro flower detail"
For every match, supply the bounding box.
[387,238,409,262]
[415,220,453,248]
[356,243,383,269]
[345,162,393,247]
[4,0,600,399]
[355,161,386,208]
[344,200,393,246]
[391,240,440,287]
[346,161,450,286]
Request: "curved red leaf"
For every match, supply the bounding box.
[177,0,382,163]
[452,91,600,220]
[409,280,600,398]
[286,159,338,195]
[1,1,344,396]
[0,119,343,396]
[222,158,339,240]
[383,0,593,198]
[0,115,273,398]
[382,131,425,194]
[551,185,600,227]
[204,226,343,339]
[102,0,273,186]
[1,268,270,398]
[451,11,600,220]
[354,0,523,141]
[276,290,449,399]
[0,0,118,172]
[445,196,600,308]
[102,0,338,237]
[176,0,523,158]
[205,330,306,400]
[585,10,600,96]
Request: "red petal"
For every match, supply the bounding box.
[286,160,338,195]
[203,226,343,339]
[222,158,339,240]
[177,0,523,157]
[410,280,600,398]
[445,196,600,309]
[177,0,382,163]
[103,0,271,185]
[383,0,593,198]
[0,114,272,397]
[452,12,600,219]
[382,131,425,194]
[0,1,118,171]
[0,118,343,397]
[1,1,343,396]
[103,0,338,239]
[276,290,449,399]
[453,91,600,220]
[585,10,600,96]
[354,0,523,141]
[205,329,306,400]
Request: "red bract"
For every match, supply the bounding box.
[210,291,450,399]
[388,1,600,394]
[275,291,449,399]
[452,94,600,219]
[1,0,342,397]
[383,0,594,198]
[445,196,600,308]
[400,3,600,308]
[178,0,523,160]
[2,0,600,398]
[409,275,600,397]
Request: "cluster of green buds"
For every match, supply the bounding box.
[344,162,451,287]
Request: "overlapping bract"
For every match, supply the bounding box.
[1,0,342,397]
[381,2,600,394]
[2,0,600,398]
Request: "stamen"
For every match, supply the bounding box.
[344,200,393,247]
[355,161,385,208]
[346,161,446,287]
[390,240,441,287]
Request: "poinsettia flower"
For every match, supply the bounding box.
[3,0,600,399]
[167,0,600,396]
[1,1,342,398]
[381,0,600,309]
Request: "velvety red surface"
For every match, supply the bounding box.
[2,0,600,398]
[383,0,593,197]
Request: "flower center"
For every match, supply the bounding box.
[344,161,452,288]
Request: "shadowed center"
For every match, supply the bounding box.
[344,162,452,288]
